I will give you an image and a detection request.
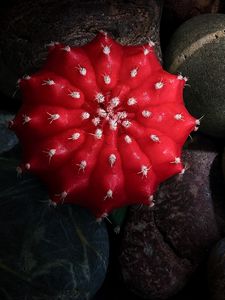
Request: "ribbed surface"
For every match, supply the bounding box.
[12,33,197,217]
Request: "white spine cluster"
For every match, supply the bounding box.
[62,45,71,52]
[78,66,87,76]
[47,113,60,124]
[130,68,138,78]
[68,133,80,140]
[104,75,111,85]
[138,165,151,177]
[170,157,181,164]
[122,120,131,128]
[43,149,56,162]
[42,79,55,86]
[174,114,183,120]
[95,128,103,139]
[69,91,80,99]
[150,134,160,142]
[155,81,164,90]
[109,154,116,167]
[95,93,105,103]
[110,97,120,107]
[124,135,132,144]
[104,189,113,200]
[92,117,101,126]
[81,112,90,120]
[77,160,87,172]
[142,110,152,118]
[127,97,137,106]
[102,44,111,55]
[22,114,31,125]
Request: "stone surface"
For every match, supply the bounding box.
[0,112,18,154]
[0,158,109,300]
[0,0,163,100]
[164,0,223,22]
[119,134,222,299]
[208,238,225,300]
[160,0,224,50]
[222,149,225,180]
[165,14,225,138]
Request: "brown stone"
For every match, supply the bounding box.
[119,134,223,299]
[0,0,163,101]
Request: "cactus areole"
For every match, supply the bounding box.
[11,32,198,220]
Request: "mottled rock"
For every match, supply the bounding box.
[0,0,163,100]
[120,134,222,299]
[0,158,109,300]
[165,14,225,138]
[208,238,225,300]
[0,112,18,154]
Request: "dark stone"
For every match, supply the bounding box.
[0,158,109,300]
[160,0,224,51]
[119,134,222,299]
[164,0,223,22]
[0,112,18,154]
[208,238,225,300]
[209,151,225,234]
[222,149,225,180]
[0,0,163,101]
[164,14,225,138]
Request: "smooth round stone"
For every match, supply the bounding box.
[208,238,225,300]
[0,158,109,300]
[119,134,222,299]
[165,14,225,138]
[0,113,18,154]
[0,0,163,100]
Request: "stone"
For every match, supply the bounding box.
[0,0,163,101]
[119,134,222,299]
[164,0,223,22]
[222,149,225,180]
[0,158,109,300]
[165,14,225,138]
[208,238,225,300]
[0,112,18,154]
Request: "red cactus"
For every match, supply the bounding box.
[11,32,198,220]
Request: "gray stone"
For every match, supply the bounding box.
[165,14,225,138]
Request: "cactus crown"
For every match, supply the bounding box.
[11,32,198,219]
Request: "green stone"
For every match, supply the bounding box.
[165,14,225,138]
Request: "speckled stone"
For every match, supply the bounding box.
[208,238,225,300]
[119,134,222,300]
[165,14,225,138]
[0,158,109,300]
[0,0,162,100]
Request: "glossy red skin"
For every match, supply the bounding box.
[11,32,197,218]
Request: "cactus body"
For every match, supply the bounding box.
[11,33,197,218]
